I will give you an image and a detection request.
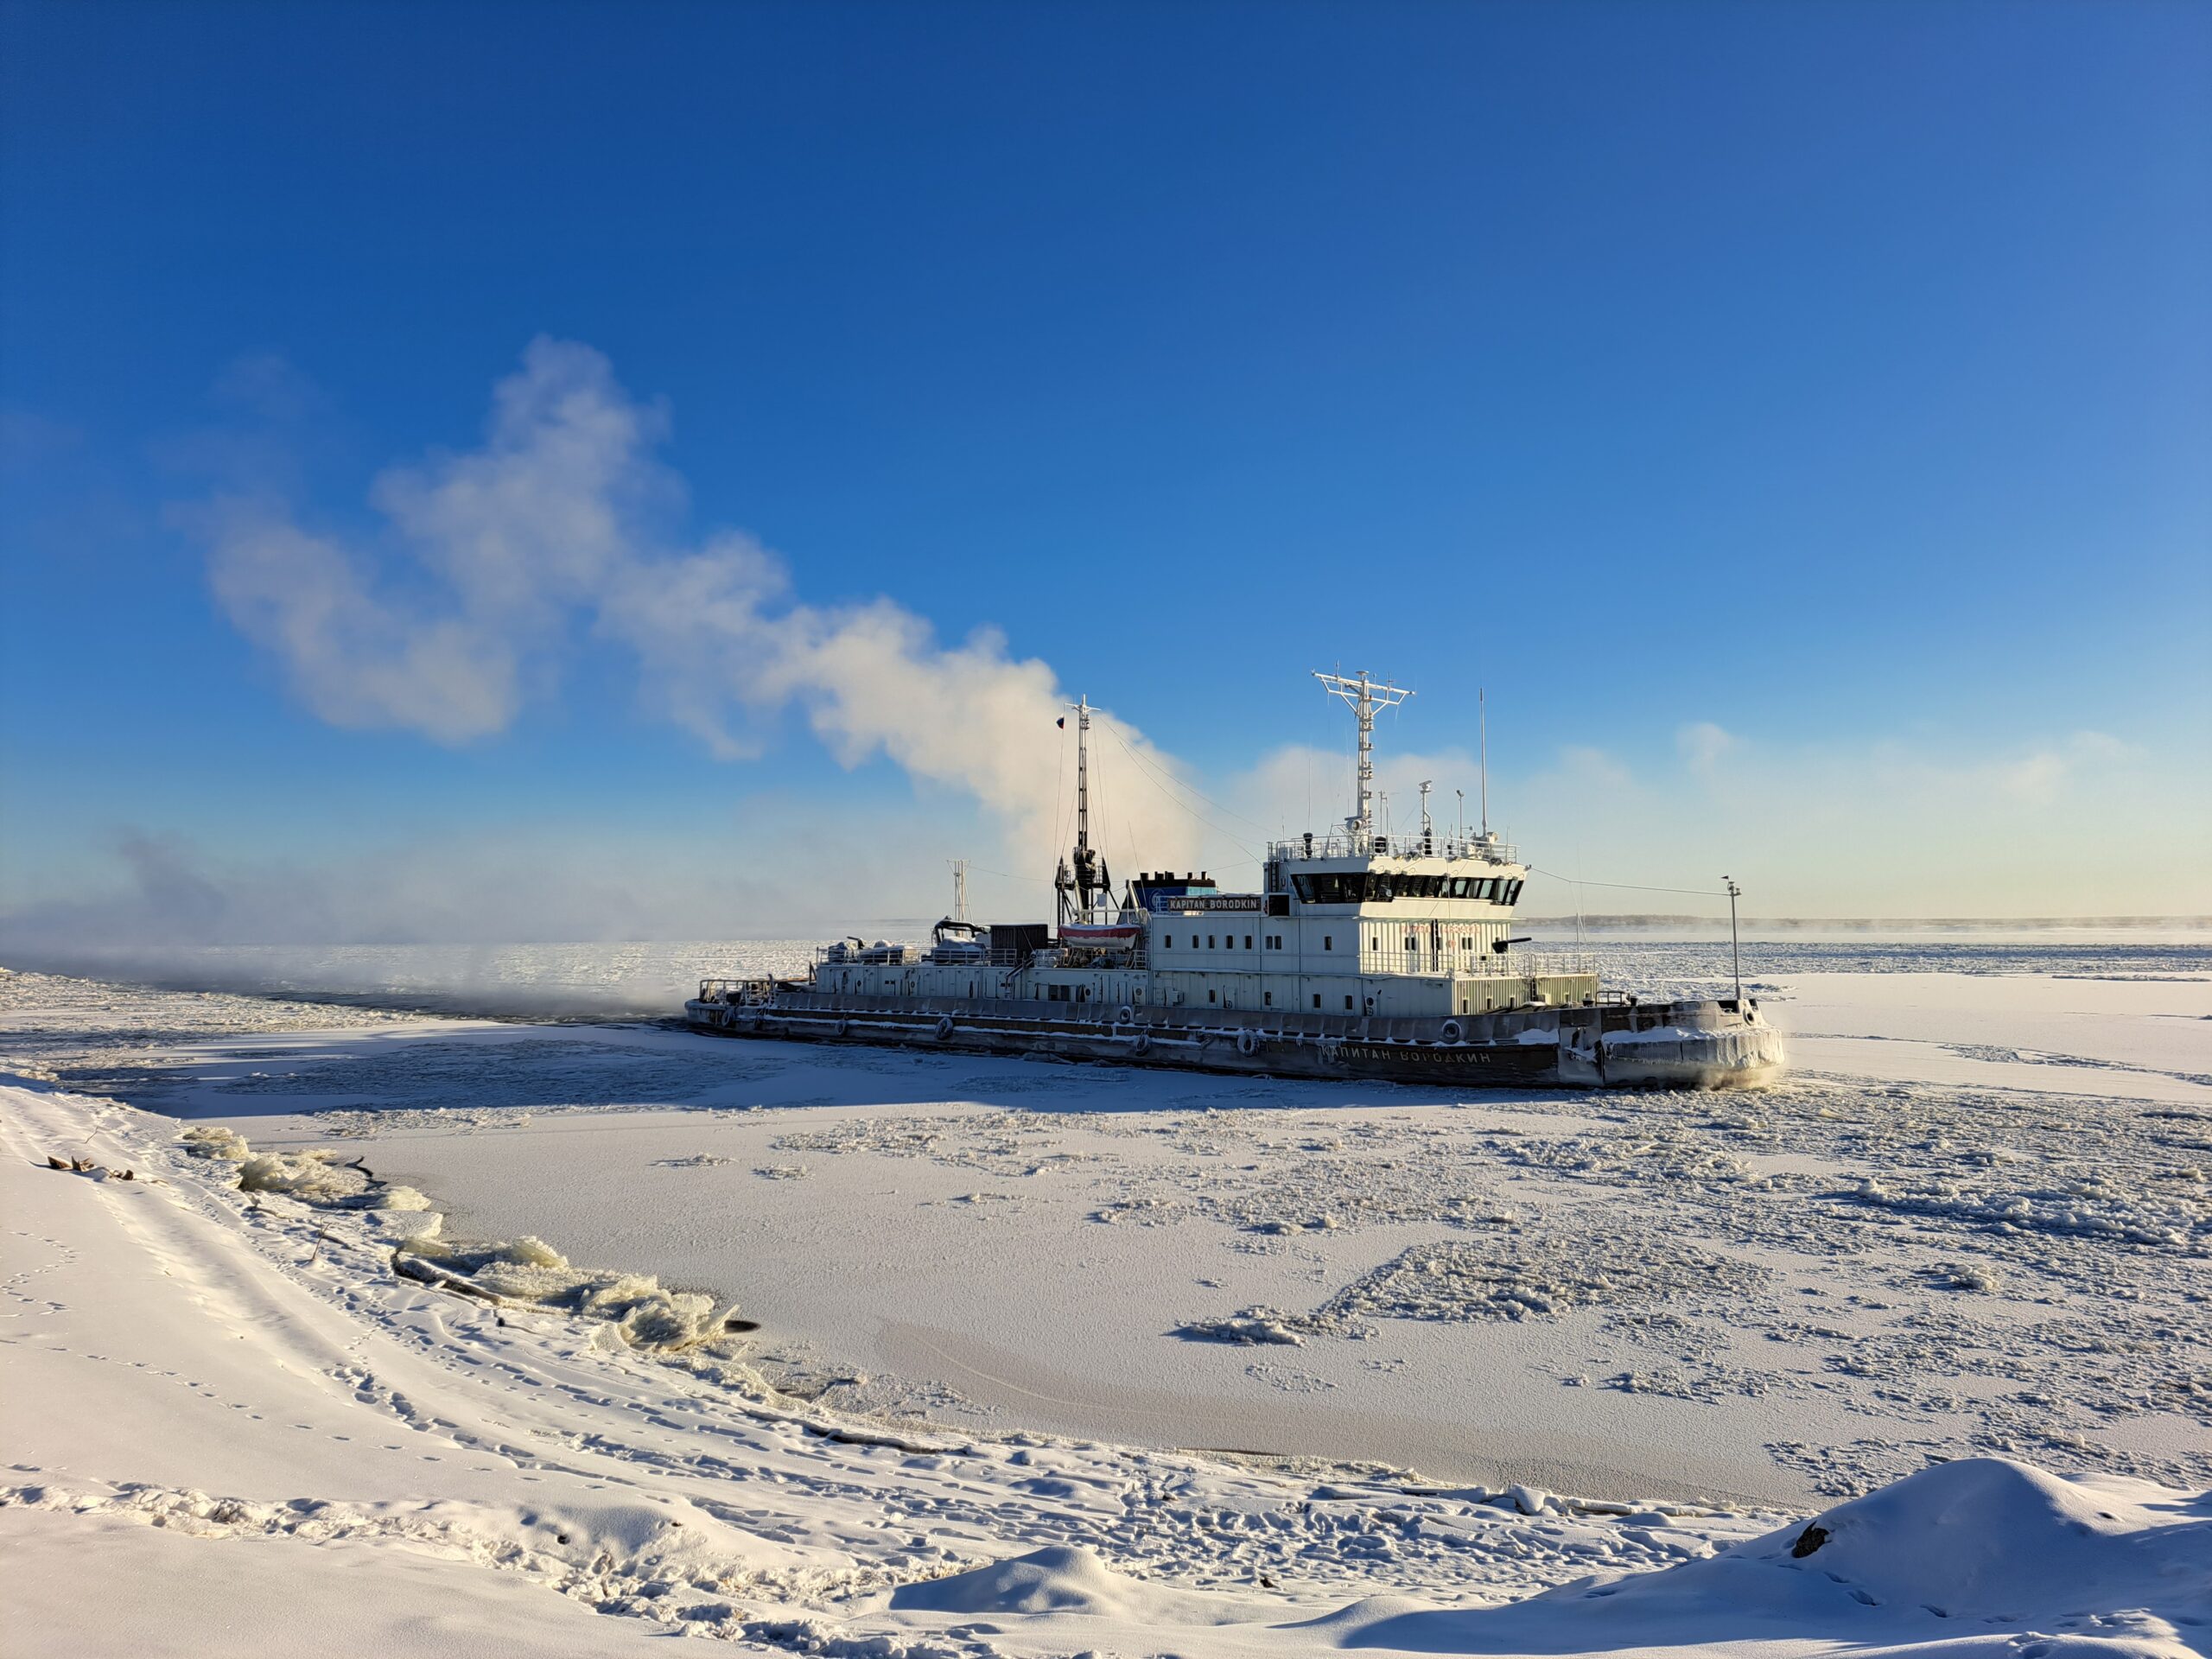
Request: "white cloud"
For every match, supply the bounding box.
[185,339,1205,879]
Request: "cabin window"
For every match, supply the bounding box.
[1344,995,1355,1010]
[1207,988,1217,1003]
[1312,993,1321,1008]
[1207,935,1216,950]
[1404,935,1417,951]
[1263,991,1273,1007]
[1243,935,1253,950]
[1323,935,1333,950]
[1162,935,1171,950]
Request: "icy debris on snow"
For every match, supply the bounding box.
[1174,1307,1310,1345]
[238,1148,373,1204]
[403,1233,738,1351]
[1326,1229,1765,1325]
[178,1123,249,1161]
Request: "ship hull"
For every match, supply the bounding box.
[681,997,1783,1090]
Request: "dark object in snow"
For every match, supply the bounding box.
[1791,1523,1830,1559]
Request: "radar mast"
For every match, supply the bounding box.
[1313,669,1413,847]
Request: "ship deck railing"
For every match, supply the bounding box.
[1269,833,1519,866]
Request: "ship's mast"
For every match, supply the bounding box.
[1313,669,1413,846]
[1056,696,1113,925]
[1075,696,1092,865]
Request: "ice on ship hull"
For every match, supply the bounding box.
[683,988,1785,1090]
[684,671,1787,1092]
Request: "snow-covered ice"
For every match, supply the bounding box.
[1,934,2206,1656]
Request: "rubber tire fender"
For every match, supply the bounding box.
[1440,1019,1464,1044]
[934,1014,955,1041]
[1116,1004,1135,1026]
[1130,1032,1152,1057]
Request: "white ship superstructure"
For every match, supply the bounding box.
[689,670,1784,1089]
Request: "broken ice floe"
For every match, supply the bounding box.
[1325,1229,1767,1325]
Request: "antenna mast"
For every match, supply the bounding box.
[950,859,969,924]
[1478,687,1489,839]
[1313,669,1413,847]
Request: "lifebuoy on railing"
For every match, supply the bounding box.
[1440,1019,1464,1044]
[934,1014,955,1040]
[1236,1030,1259,1057]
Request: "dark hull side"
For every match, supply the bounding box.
[680,1000,1783,1090]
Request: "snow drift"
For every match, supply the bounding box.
[1335,1457,2210,1656]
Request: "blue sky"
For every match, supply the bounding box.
[3,0,2207,941]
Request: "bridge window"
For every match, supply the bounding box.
[1291,870,1491,904]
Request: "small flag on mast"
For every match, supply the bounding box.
[1056,716,1065,728]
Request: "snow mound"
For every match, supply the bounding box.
[1341,1457,2210,1656]
[1738,1456,2211,1625]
